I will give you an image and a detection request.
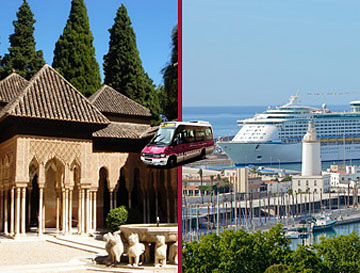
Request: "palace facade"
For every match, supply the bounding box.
[0,64,177,237]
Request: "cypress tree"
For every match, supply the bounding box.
[103,4,147,104]
[0,0,45,80]
[161,25,178,121]
[52,0,101,97]
[143,73,162,125]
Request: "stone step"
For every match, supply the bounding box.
[46,236,106,254]
[0,259,87,273]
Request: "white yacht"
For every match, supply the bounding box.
[217,94,360,165]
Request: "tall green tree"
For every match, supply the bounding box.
[161,25,178,121]
[0,0,45,80]
[103,4,147,103]
[103,4,161,124]
[143,73,162,125]
[52,0,101,97]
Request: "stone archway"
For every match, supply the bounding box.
[44,158,64,229]
[116,168,128,208]
[70,162,81,232]
[128,168,144,224]
[28,158,39,232]
[97,167,110,228]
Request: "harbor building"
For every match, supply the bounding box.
[292,121,330,194]
[0,65,177,238]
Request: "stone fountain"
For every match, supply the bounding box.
[98,222,178,270]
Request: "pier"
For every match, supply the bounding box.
[182,191,360,241]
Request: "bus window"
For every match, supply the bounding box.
[186,128,195,143]
[205,128,213,140]
[195,129,205,142]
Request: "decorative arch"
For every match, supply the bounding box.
[96,166,110,228]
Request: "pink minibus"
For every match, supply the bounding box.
[140,121,214,167]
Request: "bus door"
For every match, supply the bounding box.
[172,128,186,163]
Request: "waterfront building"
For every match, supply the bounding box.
[234,167,262,194]
[264,179,292,194]
[323,164,360,188]
[292,121,330,193]
[0,65,177,238]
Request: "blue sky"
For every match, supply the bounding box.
[0,0,177,85]
[183,0,360,107]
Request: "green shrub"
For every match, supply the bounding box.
[105,206,128,232]
[265,264,289,273]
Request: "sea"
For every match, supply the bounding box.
[183,105,360,245]
[183,104,360,171]
[183,105,350,139]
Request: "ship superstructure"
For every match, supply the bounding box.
[217,94,360,165]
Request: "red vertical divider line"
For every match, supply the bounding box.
[178,0,183,271]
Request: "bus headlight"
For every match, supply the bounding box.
[160,154,166,158]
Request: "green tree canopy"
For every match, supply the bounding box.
[0,0,45,80]
[161,25,178,121]
[103,4,160,123]
[52,0,101,97]
[314,232,360,273]
[103,4,147,103]
[183,224,291,273]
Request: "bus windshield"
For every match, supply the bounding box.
[149,127,176,145]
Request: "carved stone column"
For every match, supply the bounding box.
[78,188,81,234]
[81,189,85,234]
[62,189,66,234]
[56,191,60,232]
[89,191,93,232]
[21,187,26,235]
[68,189,72,234]
[110,191,113,210]
[4,190,8,234]
[38,187,43,235]
[65,189,69,234]
[16,187,21,235]
[92,192,97,231]
[10,187,14,235]
[42,197,45,233]
[27,188,32,227]
[86,189,90,234]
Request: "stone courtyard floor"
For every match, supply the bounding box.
[0,234,178,273]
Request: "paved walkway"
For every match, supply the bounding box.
[0,235,178,273]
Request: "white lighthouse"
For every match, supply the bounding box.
[301,120,321,176]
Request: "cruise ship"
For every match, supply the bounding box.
[217,94,360,165]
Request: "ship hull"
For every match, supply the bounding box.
[217,141,360,165]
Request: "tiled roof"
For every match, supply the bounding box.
[93,122,151,139]
[0,73,28,104]
[0,64,110,125]
[88,85,152,117]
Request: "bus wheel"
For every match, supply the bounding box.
[200,149,206,160]
[167,156,177,168]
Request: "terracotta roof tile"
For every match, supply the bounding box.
[0,65,110,125]
[89,85,152,117]
[0,73,28,104]
[93,122,152,139]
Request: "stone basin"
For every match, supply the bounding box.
[120,223,178,243]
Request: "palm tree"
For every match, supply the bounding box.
[198,168,203,204]
[347,178,351,208]
[299,189,303,216]
[306,188,311,216]
[287,189,293,218]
